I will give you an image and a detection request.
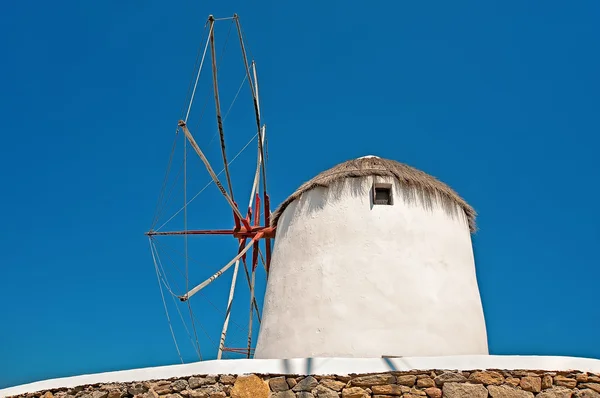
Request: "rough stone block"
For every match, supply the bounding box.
[341,387,369,398]
[219,375,236,385]
[286,378,297,389]
[416,378,435,388]
[395,375,416,387]
[370,384,407,395]
[542,375,554,390]
[506,377,521,387]
[189,377,216,389]
[423,387,441,398]
[268,391,294,398]
[536,387,573,398]
[319,379,345,392]
[520,376,542,393]
[128,384,148,396]
[580,389,600,398]
[292,377,318,392]
[230,374,269,398]
[581,384,600,394]
[350,374,396,387]
[487,385,534,398]
[314,385,338,398]
[268,377,289,392]
[144,390,158,398]
[107,391,122,398]
[170,380,188,393]
[442,382,487,398]
[408,387,426,396]
[189,391,208,398]
[554,376,577,389]
[433,372,467,387]
[469,371,505,385]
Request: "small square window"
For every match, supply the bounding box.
[373,183,393,205]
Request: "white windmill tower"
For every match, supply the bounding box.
[146,13,487,363]
[254,155,488,359]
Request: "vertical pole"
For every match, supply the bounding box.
[247,266,256,358]
[252,61,261,119]
[247,193,260,358]
[217,239,244,359]
[264,192,272,275]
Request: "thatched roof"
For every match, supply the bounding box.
[270,156,477,232]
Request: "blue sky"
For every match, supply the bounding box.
[1,0,599,389]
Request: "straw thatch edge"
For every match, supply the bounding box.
[270,157,477,233]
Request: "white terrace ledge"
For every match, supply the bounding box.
[3,355,600,397]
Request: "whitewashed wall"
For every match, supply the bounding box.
[254,176,488,359]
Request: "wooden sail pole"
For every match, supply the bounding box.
[217,239,242,359]
[177,120,251,229]
[234,14,268,195]
[179,232,264,302]
[208,16,236,203]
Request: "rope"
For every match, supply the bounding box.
[149,238,184,363]
[152,158,184,231]
[185,22,213,123]
[186,300,203,360]
[151,135,178,229]
[150,238,251,334]
[183,109,203,359]
[192,19,235,140]
[152,18,214,231]
[151,239,217,352]
[178,19,209,119]
[151,239,202,359]
[153,238,245,336]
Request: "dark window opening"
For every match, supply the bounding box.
[373,184,393,205]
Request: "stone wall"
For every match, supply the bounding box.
[7,369,600,398]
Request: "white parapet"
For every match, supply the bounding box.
[255,157,488,359]
[3,355,600,397]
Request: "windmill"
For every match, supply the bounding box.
[146,14,274,362]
